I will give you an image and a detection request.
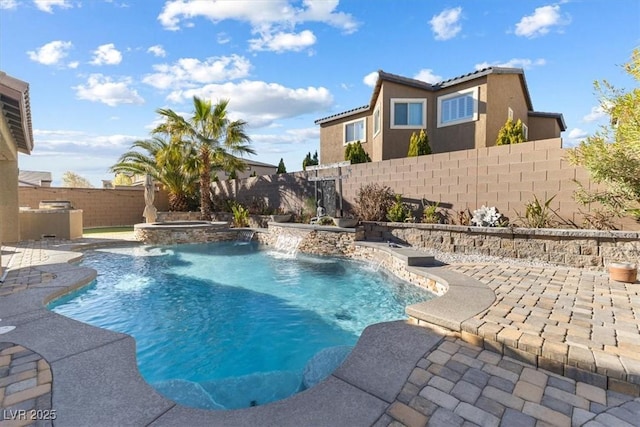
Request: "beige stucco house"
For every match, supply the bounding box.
[0,72,33,278]
[315,67,566,163]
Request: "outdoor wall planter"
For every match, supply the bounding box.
[270,214,292,223]
[333,218,359,228]
[608,262,638,283]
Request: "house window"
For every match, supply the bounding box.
[373,106,381,136]
[344,117,366,145]
[437,87,479,127]
[522,123,528,140]
[390,99,426,129]
[508,107,514,120]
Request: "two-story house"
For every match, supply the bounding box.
[315,67,566,163]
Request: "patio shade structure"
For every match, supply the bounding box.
[143,174,157,223]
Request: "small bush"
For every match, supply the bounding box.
[318,216,334,226]
[471,206,507,227]
[496,118,526,145]
[408,129,432,157]
[422,202,440,224]
[354,183,394,221]
[345,141,371,164]
[516,194,559,228]
[231,202,249,227]
[457,209,472,226]
[387,194,413,222]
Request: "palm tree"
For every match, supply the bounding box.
[153,97,254,220]
[110,137,199,211]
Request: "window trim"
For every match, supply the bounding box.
[437,87,479,128]
[390,98,427,129]
[508,107,514,121]
[343,117,367,146]
[522,123,529,140]
[373,105,381,137]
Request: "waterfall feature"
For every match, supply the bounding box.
[236,230,256,244]
[272,235,303,257]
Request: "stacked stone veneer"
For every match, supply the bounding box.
[134,225,238,245]
[351,244,446,296]
[259,224,360,257]
[156,211,202,221]
[362,222,640,269]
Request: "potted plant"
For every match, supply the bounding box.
[333,217,359,228]
[608,262,638,283]
[270,208,292,223]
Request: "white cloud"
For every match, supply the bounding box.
[68,61,79,69]
[429,7,462,41]
[27,40,73,66]
[143,55,252,90]
[33,0,72,13]
[158,0,358,32]
[249,30,317,53]
[515,5,570,38]
[568,128,588,140]
[157,0,357,53]
[0,0,17,10]
[217,32,231,44]
[166,80,333,128]
[363,71,378,88]
[90,43,123,66]
[474,58,546,70]
[74,74,144,107]
[147,45,167,57]
[34,129,138,149]
[583,105,607,122]
[414,69,442,84]
[252,127,319,146]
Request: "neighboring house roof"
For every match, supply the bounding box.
[0,72,33,155]
[18,170,52,187]
[315,67,542,125]
[528,111,567,131]
[242,158,278,168]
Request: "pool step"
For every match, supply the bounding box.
[354,241,436,267]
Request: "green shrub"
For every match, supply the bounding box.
[516,194,559,228]
[386,194,413,222]
[422,202,440,224]
[408,129,432,156]
[231,202,249,227]
[345,141,371,164]
[496,118,526,145]
[354,183,394,221]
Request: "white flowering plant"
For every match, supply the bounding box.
[471,205,505,227]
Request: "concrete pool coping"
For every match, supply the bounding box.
[0,238,496,426]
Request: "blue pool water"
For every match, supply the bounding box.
[49,242,434,409]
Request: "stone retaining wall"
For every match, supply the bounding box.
[133,225,238,245]
[362,222,640,268]
[351,244,446,296]
[260,223,360,257]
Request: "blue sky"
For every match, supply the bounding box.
[1,0,638,186]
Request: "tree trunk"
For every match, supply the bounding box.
[200,146,212,220]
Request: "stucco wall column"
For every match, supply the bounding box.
[0,159,20,244]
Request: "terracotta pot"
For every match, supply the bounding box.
[608,262,638,283]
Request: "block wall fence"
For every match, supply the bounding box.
[18,187,170,228]
[214,138,639,231]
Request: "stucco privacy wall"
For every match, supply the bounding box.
[214,138,638,230]
[18,187,170,227]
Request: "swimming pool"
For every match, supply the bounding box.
[49,241,434,410]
